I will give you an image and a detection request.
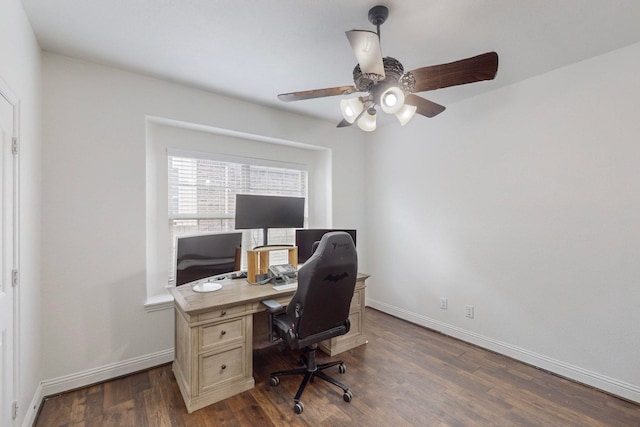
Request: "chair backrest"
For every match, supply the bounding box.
[287,231,358,339]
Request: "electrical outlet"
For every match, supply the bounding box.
[440,297,448,310]
[465,305,474,319]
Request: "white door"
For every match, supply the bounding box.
[0,89,16,425]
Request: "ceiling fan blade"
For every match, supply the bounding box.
[405,94,446,118]
[346,30,385,77]
[278,86,357,102]
[410,52,499,93]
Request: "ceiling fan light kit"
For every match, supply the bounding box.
[340,97,365,124]
[395,103,418,126]
[380,86,405,114]
[278,5,499,131]
[357,108,377,132]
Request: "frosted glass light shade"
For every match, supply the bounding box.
[340,98,365,124]
[380,86,405,114]
[395,104,417,126]
[357,109,377,132]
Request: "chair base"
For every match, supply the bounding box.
[269,345,352,414]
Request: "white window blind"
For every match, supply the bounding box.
[167,153,308,282]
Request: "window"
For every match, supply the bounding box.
[167,153,308,282]
[144,119,330,311]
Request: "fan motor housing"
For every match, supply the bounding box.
[353,57,415,95]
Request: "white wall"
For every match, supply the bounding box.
[0,0,42,424]
[41,53,367,388]
[366,42,640,402]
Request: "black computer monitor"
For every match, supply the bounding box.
[235,194,305,246]
[175,232,242,286]
[295,229,357,263]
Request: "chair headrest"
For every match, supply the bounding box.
[309,231,356,262]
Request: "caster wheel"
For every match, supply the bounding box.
[343,390,352,402]
[294,401,304,414]
[338,363,346,374]
[270,376,279,387]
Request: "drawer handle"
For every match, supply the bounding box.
[220,330,226,336]
[221,364,227,370]
[220,310,227,317]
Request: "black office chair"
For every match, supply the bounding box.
[262,231,358,414]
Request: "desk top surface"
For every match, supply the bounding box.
[169,273,369,315]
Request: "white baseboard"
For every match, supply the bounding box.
[367,299,640,404]
[22,382,43,427]
[23,348,174,427]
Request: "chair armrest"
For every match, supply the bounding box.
[261,299,284,313]
[262,299,286,344]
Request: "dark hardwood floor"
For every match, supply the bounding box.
[35,308,639,426]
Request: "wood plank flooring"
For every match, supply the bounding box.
[35,308,640,426]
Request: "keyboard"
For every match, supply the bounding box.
[272,282,298,291]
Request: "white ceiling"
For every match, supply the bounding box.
[20,0,640,124]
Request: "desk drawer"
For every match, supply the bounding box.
[199,346,245,393]
[345,309,362,338]
[197,304,247,322]
[350,288,363,311]
[199,318,244,351]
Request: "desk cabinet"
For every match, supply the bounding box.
[170,274,368,413]
[173,304,255,413]
[319,279,367,356]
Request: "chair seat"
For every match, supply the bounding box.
[273,313,350,350]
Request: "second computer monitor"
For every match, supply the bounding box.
[295,229,357,263]
[175,231,242,286]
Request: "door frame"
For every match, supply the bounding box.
[0,76,20,422]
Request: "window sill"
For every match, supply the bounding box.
[144,293,174,313]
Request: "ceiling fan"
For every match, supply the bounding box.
[278,5,499,131]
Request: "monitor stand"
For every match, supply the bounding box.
[253,227,294,249]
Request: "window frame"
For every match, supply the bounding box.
[166,149,309,283]
[144,118,331,312]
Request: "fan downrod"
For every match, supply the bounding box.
[368,5,388,26]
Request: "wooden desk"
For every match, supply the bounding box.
[168,273,369,413]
